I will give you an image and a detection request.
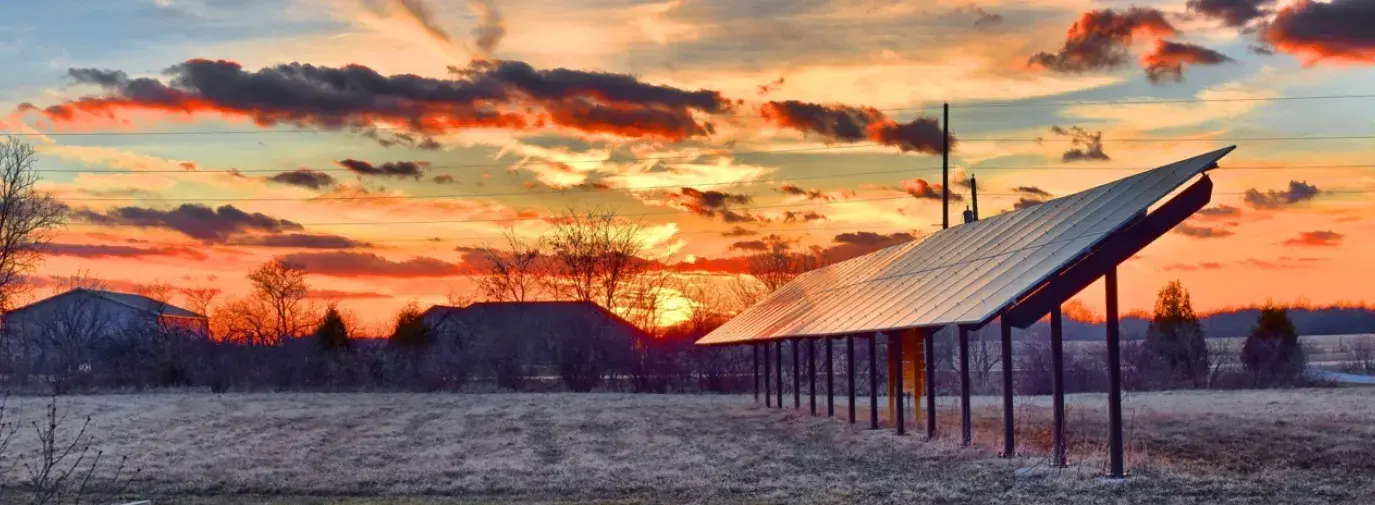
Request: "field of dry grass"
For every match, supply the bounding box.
[2,389,1373,504]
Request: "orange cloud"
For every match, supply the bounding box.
[1282,230,1343,247]
[1029,8,1177,73]
[24,59,733,142]
[1141,40,1232,83]
[1264,0,1375,65]
[759,100,948,154]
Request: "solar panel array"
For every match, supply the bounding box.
[697,146,1235,345]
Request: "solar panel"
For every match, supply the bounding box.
[697,146,1235,345]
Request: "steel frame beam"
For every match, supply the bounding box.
[775,340,783,409]
[808,337,817,416]
[847,335,857,424]
[959,326,972,446]
[1000,317,1015,457]
[792,339,801,409]
[1005,176,1213,328]
[764,341,772,408]
[924,329,937,440]
[868,333,879,430]
[893,332,905,435]
[1051,307,1067,468]
[1106,268,1125,478]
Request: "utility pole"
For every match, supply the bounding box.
[970,174,979,221]
[942,102,950,230]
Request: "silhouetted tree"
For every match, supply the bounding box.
[1241,302,1306,387]
[314,304,351,352]
[247,259,310,341]
[0,136,67,312]
[389,302,430,348]
[1144,280,1209,387]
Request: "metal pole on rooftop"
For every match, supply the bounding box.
[1000,317,1015,458]
[826,337,835,418]
[847,335,857,424]
[942,102,950,230]
[1051,307,1067,468]
[970,174,980,221]
[1106,268,1125,478]
[808,337,817,416]
[764,342,772,408]
[753,343,760,403]
[868,333,879,430]
[776,340,784,409]
[959,326,972,447]
[793,339,801,410]
[924,329,937,440]
[893,332,905,435]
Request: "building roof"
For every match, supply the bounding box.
[696,147,1234,345]
[6,288,206,319]
[423,300,648,338]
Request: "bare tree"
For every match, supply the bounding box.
[543,208,648,314]
[1,394,138,505]
[45,271,107,297]
[247,259,310,341]
[179,287,220,317]
[0,137,67,312]
[131,281,172,304]
[732,244,822,308]
[1339,336,1374,373]
[475,228,546,303]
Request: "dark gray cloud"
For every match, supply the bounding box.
[278,251,461,278]
[1187,0,1275,27]
[760,100,949,154]
[76,204,303,243]
[1174,223,1236,239]
[43,242,207,260]
[1263,0,1375,64]
[781,210,827,222]
[1197,204,1241,218]
[1013,197,1045,210]
[338,159,429,179]
[1243,181,1320,209]
[1051,125,1110,162]
[267,169,335,189]
[233,234,371,249]
[776,183,830,200]
[41,58,733,142]
[1013,186,1052,197]
[721,226,759,237]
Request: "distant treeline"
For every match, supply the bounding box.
[1038,306,1375,341]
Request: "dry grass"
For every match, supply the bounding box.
[1,389,1372,504]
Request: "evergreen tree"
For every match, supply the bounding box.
[1145,280,1209,387]
[1241,302,1305,386]
[314,304,350,352]
[389,301,431,348]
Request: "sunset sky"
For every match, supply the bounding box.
[0,0,1371,328]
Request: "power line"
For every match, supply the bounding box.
[58,166,933,202]
[365,222,923,244]
[35,143,886,175]
[7,94,1375,138]
[64,189,1375,228]
[67,195,919,227]
[962,135,1375,143]
[54,162,1375,202]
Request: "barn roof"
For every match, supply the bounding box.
[696,146,1235,345]
[6,288,206,319]
[423,301,649,338]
